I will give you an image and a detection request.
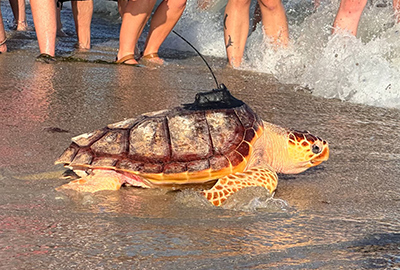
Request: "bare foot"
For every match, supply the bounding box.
[74,42,90,51]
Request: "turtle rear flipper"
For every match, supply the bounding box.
[61,169,86,180]
[56,170,124,193]
[201,168,278,206]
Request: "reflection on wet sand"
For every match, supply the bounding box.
[0,214,52,261]
[61,188,174,216]
[113,64,190,115]
[0,47,399,269]
[0,63,55,127]
[0,63,55,168]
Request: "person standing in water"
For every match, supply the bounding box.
[223,0,289,68]
[1,0,32,53]
[56,0,93,50]
[30,0,93,59]
[116,0,187,65]
[9,0,30,31]
[333,0,400,35]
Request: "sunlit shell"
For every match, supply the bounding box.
[56,104,263,185]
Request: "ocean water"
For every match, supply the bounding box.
[1,44,399,269]
[134,0,399,110]
[169,0,400,110]
[1,2,400,268]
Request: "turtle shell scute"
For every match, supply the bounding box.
[233,104,262,129]
[107,117,143,129]
[236,141,251,158]
[57,102,263,179]
[129,117,170,162]
[164,162,187,174]
[55,143,79,164]
[209,155,230,171]
[91,129,129,155]
[187,159,210,172]
[168,111,213,162]
[92,157,118,167]
[72,128,107,147]
[205,110,244,155]
[117,159,144,172]
[143,163,164,174]
[70,150,93,165]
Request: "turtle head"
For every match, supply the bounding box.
[284,130,329,174]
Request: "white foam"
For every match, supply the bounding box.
[293,3,400,109]
[90,0,400,109]
[170,0,400,109]
[164,1,226,56]
[93,0,120,17]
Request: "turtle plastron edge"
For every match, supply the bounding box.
[201,167,278,206]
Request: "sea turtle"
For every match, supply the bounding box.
[55,86,329,206]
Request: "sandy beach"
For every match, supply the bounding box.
[1,2,400,269]
[1,45,399,268]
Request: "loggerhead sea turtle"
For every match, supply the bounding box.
[55,86,329,206]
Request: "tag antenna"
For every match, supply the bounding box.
[172,30,220,89]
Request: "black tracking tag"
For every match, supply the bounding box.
[184,84,244,110]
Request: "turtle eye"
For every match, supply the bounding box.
[311,144,322,154]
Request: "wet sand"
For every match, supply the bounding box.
[1,46,399,269]
[1,4,400,268]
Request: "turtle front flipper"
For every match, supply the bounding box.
[201,168,278,206]
[56,170,125,193]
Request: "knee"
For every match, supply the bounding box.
[258,0,283,11]
[228,0,252,8]
[165,0,187,10]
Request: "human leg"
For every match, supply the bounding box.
[9,0,28,31]
[30,0,57,56]
[142,0,187,64]
[332,0,368,35]
[258,0,288,46]
[0,7,7,53]
[56,1,68,36]
[394,0,400,22]
[224,0,251,68]
[72,0,93,50]
[117,0,157,65]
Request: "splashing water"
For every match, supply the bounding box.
[68,0,400,109]
[167,0,400,109]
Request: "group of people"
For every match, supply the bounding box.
[0,0,93,53]
[1,0,400,67]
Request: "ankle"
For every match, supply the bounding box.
[16,20,28,31]
[77,38,90,50]
[0,38,7,53]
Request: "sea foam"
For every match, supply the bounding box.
[169,0,400,110]
[90,0,400,109]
